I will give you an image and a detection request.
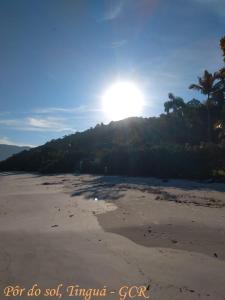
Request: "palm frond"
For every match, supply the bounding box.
[189,84,202,91]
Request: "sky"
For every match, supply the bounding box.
[0,0,224,147]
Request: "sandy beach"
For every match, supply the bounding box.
[0,172,225,300]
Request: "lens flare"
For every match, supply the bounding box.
[102,81,144,121]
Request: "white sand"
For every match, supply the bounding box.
[0,172,225,299]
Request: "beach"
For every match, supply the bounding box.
[0,172,225,300]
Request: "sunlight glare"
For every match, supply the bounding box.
[102,81,144,121]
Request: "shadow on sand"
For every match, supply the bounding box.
[70,174,225,201]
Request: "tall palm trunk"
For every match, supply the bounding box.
[207,94,212,143]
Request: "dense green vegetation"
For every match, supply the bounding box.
[0,37,225,179]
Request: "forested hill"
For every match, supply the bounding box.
[0,115,224,179]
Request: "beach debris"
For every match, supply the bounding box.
[214,253,218,258]
[183,287,195,293]
[154,191,178,202]
[42,181,62,185]
[94,197,98,201]
[171,240,178,244]
[51,224,58,228]
[69,214,74,218]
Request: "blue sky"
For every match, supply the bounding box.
[0,0,224,146]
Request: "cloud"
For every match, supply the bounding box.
[0,117,75,133]
[0,136,34,147]
[0,104,102,135]
[33,106,87,114]
[33,105,100,114]
[27,117,75,132]
[111,40,127,48]
[101,1,123,21]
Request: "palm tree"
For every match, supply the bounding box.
[189,70,218,142]
[214,68,225,104]
[216,36,225,104]
[220,36,225,62]
[164,93,185,115]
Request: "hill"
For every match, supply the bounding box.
[0,144,31,161]
[0,116,224,179]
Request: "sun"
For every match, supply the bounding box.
[102,81,144,121]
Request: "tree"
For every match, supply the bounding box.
[164,93,185,115]
[214,37,225,103]
[189,70,218,142]
[186,98,202,108]
[220,36,225,62]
